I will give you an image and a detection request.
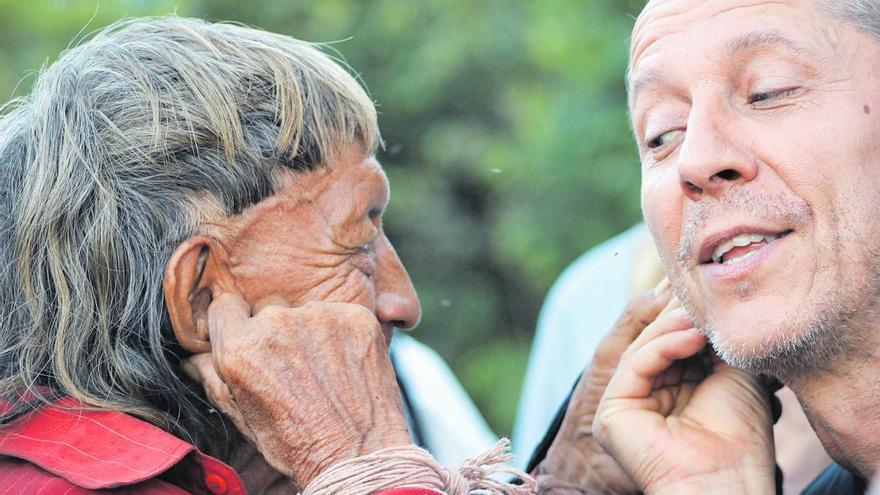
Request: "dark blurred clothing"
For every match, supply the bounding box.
[801,463,866,495]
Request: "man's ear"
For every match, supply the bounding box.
[164,236,230,353]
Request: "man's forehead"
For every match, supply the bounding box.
[628,0,828,100]
[631,0,813,67]
[628,28,817,101]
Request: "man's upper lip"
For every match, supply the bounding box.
[697,225,789,264]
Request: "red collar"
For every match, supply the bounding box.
[0,396,442,495]
[0,396,243,492]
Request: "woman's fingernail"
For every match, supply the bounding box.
[669,307,688,318]
[653,277,671,297]
[660,296,682,315]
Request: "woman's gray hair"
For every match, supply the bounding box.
[0,16,380,453]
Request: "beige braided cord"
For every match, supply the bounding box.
[301,438,537,495]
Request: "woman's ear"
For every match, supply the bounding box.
[164,236,227,353]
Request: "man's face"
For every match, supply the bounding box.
[631,0,880,373]
[212,145,421,345]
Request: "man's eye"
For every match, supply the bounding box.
[647,129,682,150]
[748,87,798,104]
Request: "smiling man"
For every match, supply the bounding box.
[587,0,880,494]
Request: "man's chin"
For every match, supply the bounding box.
[706,331,799,382]
[694,292,811,360]
[703,309,857,383]
[704,322,784,367]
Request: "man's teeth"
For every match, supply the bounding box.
[711,233,782,264]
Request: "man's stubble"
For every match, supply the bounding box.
[657,189,880,383]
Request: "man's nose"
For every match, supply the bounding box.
[677,105,757,201]
[374,234,422,330]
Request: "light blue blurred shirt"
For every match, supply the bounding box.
[511,224,648,466]
[391,333,499,466]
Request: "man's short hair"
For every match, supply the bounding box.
[0,16,379,453]
[825,0,880,38]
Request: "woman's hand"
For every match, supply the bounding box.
[537,279,671,494]
[182,293,412,489]
[593,302,775,495]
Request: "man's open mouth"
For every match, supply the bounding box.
[702,230,794,265]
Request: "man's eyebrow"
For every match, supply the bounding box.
[628,29,814,106]
[726,29,814,58]
[627,68,665,108]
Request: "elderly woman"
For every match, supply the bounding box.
[0,16,535,494]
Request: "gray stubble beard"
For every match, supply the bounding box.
[661,188,880,384]
[688,239,880,385]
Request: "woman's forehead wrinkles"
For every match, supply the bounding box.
[357,159,391,210]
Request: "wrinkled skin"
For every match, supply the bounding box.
[176,146,426,492]
[535,280,672,495]
[539,279,773,495]
[186,297,413,489]
[210,147,421,345]
[592,0,880,489]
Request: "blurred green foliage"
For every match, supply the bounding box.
[0,0,645,436]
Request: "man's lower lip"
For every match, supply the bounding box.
[699,234,789,280]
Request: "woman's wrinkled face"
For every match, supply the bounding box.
[209,145,421,344]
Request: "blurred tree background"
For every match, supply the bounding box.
[0,0,646,436]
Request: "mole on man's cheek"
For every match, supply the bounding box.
[864,104,871,115]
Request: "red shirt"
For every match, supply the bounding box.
[0,397,443,495]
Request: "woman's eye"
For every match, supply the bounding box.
[647,129,682,150]
[748,87,798,104]
[352,242,377,276]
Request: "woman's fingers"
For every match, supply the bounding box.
[181,352,256,442]
[659,294,682,315]
[207,292,251,353]
[625,307,694,357]
[592,278,673,369]
[253,295,290,314]
[606,327,706,400]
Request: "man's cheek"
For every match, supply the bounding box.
[643,201,697,306]
[642,203,678,266]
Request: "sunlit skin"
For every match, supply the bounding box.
[206,146,422,345]
[627,0,880,479]
[168,145,423,492]
[633,0,880,359]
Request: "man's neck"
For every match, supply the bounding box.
[788,341,880,479]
